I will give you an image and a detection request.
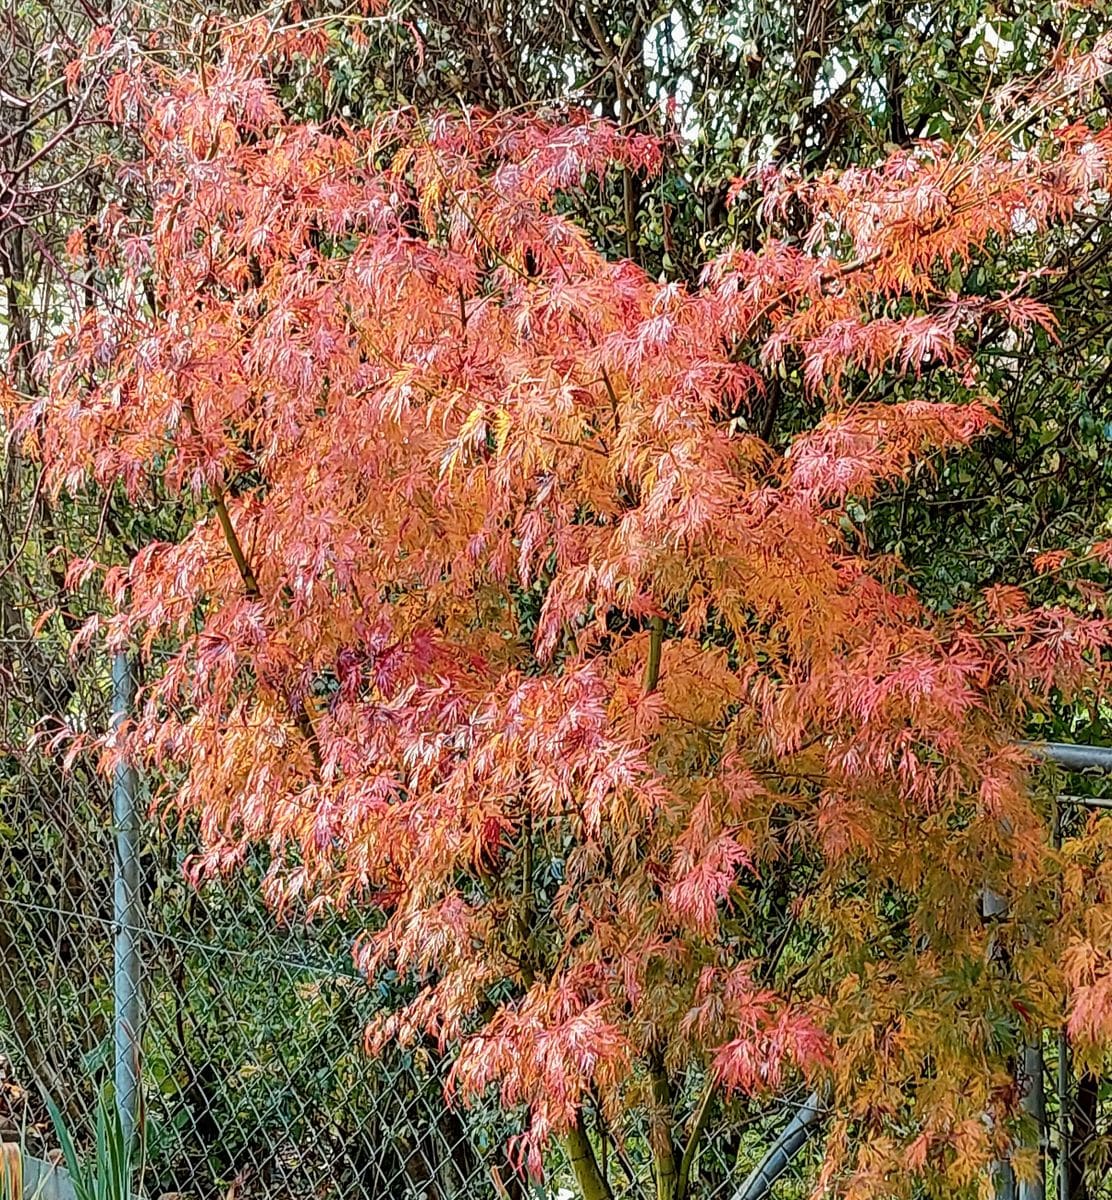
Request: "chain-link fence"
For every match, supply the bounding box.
[8,615,1112,1200]
[0,630,820,1200]
[0,633,515,1200]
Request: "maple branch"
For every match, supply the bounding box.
[758,377,783,445]
[558,583,670,1199]
[0,462,45,585]
[648,1050,680,1200]
[676,1075,716,1200]
[181,399,323,772]
[588,1089,643,1194]
[563,1112,614,1200]
[599,365,621,435]
[209,477,261,597]
[639,626,676,1200]
[515,809,539,988]
[642,614,664,694]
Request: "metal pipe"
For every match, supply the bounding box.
[1056,1031,1071,1200]
[1052,800,1070,1200]
[1023,742,1112,772]
[731,1091,826,1200]
[1018,1042,1046,1200]
[111,651,141,1149]
[983,887,1019,1200]
[1057,794,1112,810]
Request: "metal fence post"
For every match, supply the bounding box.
[1052,799,1071,1200]
[112,650,141,1148]
[1019,1042,1046,1200]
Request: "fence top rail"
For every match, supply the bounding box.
[1023,741,1112,772]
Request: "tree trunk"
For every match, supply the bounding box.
[648,1056,678,1200]
[562,1115,612,1200]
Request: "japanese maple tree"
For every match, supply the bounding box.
[17,23,1112,1199]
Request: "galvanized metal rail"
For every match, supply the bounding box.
[1025,741,1112,774]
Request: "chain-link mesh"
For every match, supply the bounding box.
[3,620,1100,1200]
[0,624,825,1200]
[0,633,510,1200]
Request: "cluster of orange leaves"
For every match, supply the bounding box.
[16,23,1112,1194]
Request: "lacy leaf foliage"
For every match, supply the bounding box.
[19,26,1112,1196]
